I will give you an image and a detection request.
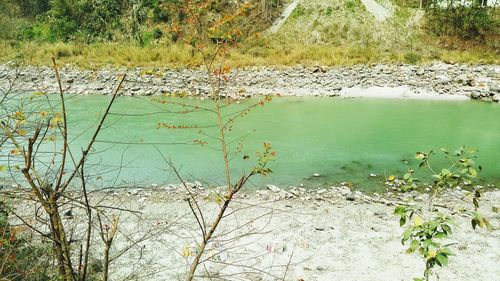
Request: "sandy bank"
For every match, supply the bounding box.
[5,185,499,280]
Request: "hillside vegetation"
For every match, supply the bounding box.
[0,0,498,67]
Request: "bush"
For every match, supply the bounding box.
[153,28,163,39]
[404,52,422,64]
[425,2,498,40]
[0,201,54,280]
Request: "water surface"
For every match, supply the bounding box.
[53,95,500,192]
[3,95,499,192]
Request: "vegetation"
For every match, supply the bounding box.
[0,1,498,280]
[0,1,280,280]
[0,0,498,67]
[394,147,492,281]
[425,0,499,41]
[1,198,57,280]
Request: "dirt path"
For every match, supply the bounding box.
[269,0,301,33]
[360,0,392,21]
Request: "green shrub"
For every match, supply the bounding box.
[404,52,422,64]
[153,28,163,39]
[425,2,498,40]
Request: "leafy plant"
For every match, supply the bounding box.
[424,1,497,40]
[394,146,492,280]
[395,205,453,281]
[399,146,481,209]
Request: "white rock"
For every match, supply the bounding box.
[266,184,281,193]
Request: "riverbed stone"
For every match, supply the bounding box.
[1,63,498,102]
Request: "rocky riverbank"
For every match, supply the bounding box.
[5,184,499,280]
[1,62,499,101]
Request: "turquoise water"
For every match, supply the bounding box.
[4,95,500,192]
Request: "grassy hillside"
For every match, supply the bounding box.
[0,0,498,68]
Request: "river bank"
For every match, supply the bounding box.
[3,185,499,280]
[1,63,499,102]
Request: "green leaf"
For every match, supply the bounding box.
[434,232,447,239]
[403,228,412,242]
[408,239,419,253]
[394,205,406,215]
[441,168,451,175]
[0,165,6,172]
[439,248,452,256]
[423,238,433,248]
[400,216,407,227]
[436,253,449,267]
[442,224,452,235]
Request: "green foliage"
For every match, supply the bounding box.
[17,0,51,18]
[404,52,422,64]
[394,146,492,280]
[425,1,498,40]
[399,146,481,195]
[395,206,454,281]
[0,0,284,44]
[252,142,276,176]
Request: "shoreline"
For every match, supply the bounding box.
[1,62,499,102]
[4,185,499,280]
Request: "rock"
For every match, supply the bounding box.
[128,188,142,195]
[278,190,293,199]
[490,83,500,93]
[436,74,451,83]
[345,195,355,201]
[453,74,468,85]
[266,184,281,193]
[316,266,326,271]
[256,190,268,197]
[332,185,352,196]
[415,193,430,202]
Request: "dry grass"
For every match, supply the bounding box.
[1,39,498,69]
[1,0,497,68]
